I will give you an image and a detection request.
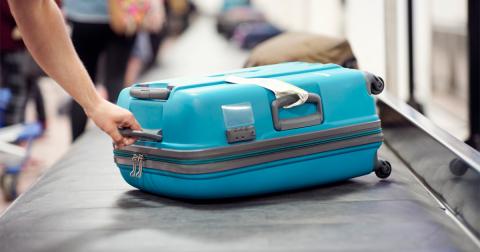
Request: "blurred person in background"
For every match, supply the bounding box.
[62,0,137,141]
[164,0,196,36]
[8,0,140,147]
[0,0,46,128]
[124,0,166,85]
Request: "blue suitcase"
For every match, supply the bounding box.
[114,62,391,199]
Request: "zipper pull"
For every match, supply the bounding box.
[130,154,138,177]
[135,154,144,178]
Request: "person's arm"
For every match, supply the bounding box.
[7,0,140,147]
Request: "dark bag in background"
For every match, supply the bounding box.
[216,7,265,39]
[232,22,283,49]
[244,32,358,69]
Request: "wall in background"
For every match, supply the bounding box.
[253,0,388,93]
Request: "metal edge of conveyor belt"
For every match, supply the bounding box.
[377,93,480,247]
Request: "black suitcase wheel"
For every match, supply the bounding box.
[0,173,19,201]
[375,159,392,179]
[449,158,469,177]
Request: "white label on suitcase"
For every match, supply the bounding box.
[221,102,255,128]
[224,76,309,108]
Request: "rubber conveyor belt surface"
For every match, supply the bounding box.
[0,128,477,252]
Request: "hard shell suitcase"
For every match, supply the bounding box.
[114,62,391,199]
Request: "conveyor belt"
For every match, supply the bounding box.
[0,129,476,252]
[0,15,478,252]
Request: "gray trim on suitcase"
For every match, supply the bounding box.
[115,133,383,174]
[118,121,381,160]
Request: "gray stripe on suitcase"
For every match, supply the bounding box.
[115,133,383,174]
[118,120,381,160]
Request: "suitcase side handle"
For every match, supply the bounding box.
[271,93,323,131]
[119,128,163,142]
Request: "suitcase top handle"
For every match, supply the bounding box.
[271,93,323,131]
[130,87,170,100]
[225,76,323,131]
[225,75,309,108]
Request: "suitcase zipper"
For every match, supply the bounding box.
[113,123,383,174]
[116,135,383,176]
[129,154,144,178]
[115,129,381,165]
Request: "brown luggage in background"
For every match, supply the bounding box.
[244,32,358,69]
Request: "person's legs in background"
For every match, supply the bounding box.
[124,28,167,86]
[2,51,48,129]
[146,29,167,69]
[69,21,134,140]
[104,33,134,102]
[69,21,107,141]
[26,76,46,129]
[0,52,28,126]
[123,32,151,86]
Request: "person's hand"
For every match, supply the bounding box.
[85,99,141,148]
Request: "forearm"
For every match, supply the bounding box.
[8,0,101,113]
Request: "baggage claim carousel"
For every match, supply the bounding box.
[1,16,479,252]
